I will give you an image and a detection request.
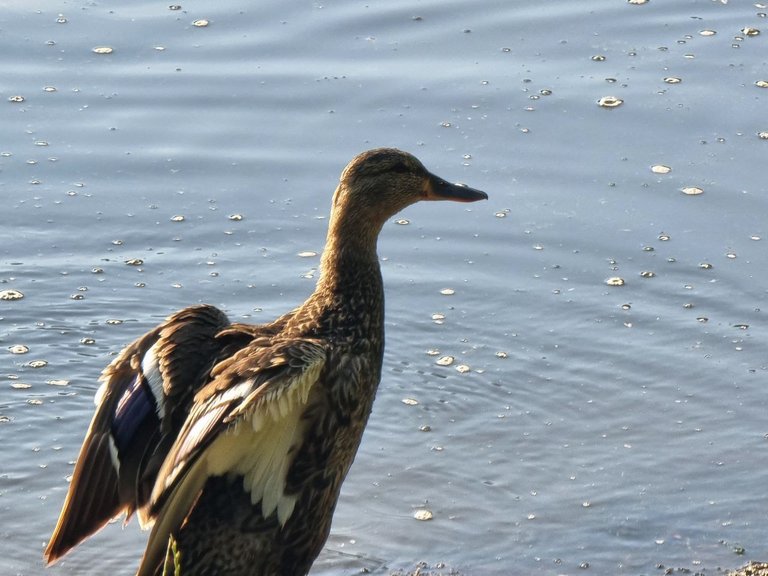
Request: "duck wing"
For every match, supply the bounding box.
[44,304,233,564]
[136,337,327,576]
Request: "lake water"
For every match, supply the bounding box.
[1,1,766,575]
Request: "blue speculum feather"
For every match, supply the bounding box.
[112,375,158,455]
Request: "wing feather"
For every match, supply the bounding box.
[137,338,326,576]
[44,305,230,565]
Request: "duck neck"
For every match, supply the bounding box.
[315,199,384,298]
[316,226,382,297]
[295,214,384,343]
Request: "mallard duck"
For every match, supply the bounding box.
[44,148,487,575]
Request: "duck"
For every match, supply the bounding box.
[44,147,488,575]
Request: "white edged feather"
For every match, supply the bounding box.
[140,343,165,419]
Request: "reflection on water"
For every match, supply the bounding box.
[2,0,767,575]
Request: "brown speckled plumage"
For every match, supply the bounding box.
[44,148,487,575]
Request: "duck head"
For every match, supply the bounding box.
[330,148,488,238]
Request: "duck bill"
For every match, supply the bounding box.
[425,172,488,203]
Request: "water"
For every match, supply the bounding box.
[2,1,767,574]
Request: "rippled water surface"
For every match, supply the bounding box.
[2,1,767,575]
